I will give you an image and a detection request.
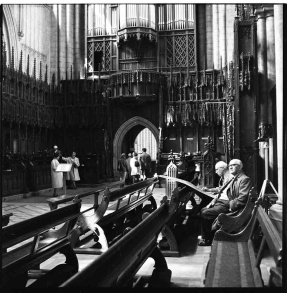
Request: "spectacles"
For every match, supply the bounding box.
[229,164,239,167]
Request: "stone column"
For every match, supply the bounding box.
[255,7,268,162]
[205,5,213,69]
[226,5,236,66]
[212,5,219,69]
[268,5,283,237]
[274,5,283,204]
[59,4,67,80]
[66,5,74,78]
[218,4,226,67]
[265,5,275,182]
[74,4,80,77]
[51,4,59,84]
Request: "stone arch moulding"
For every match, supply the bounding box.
[3,5,19,68]
[113,116,159,171]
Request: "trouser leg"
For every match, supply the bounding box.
[200,200,229,241]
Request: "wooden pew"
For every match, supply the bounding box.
[2,212,13,227]
[158,184,194,256]
[70,177,159,255]
[212,187,257,233]
[60,188,181,288]
[46,181,122,210]
[204,203,282,287]
[1,201,81,289]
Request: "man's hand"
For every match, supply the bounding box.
[202,186,209,192]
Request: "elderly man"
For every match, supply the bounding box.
[197,161,230,210]
[202,161,230,193]
[198,159,252,246]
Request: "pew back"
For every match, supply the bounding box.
[61,189,179,287]
[1,201,81,289]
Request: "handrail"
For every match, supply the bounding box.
[158,175,215,199]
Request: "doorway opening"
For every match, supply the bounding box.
[134,128,157,160]
[113,116,159,172]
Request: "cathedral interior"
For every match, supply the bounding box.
[1,3,286,289]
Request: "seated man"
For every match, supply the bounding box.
[198,159,252,246]
[199,161,229,210]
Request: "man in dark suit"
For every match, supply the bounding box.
[139,148,152,179]
[198,159,252,246]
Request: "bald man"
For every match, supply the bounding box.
[202,161,230,193]
[198,161,230,210]
[198,159,252,246]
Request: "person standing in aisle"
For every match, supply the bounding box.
[66,151,81,189]
[139,148,152,180]
[51,151,63,197]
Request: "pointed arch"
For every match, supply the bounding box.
[113,116,159,171]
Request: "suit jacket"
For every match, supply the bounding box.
[139,152,151,170]
[227,171,252,212]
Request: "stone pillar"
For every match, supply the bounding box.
[255,7,268,162]
[59,4,67,80]
[274,5,283,204]
[205,5,213,69]
[226,5,236,66]
[218,5,226,67]
[269,4,283,237]
[66,5,74,78]
[212,5,219,69]
[51,5,59,84]
[74,4,80,77]
[265,5,275,182]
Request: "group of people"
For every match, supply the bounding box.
[50,145,81,197]
[117,148,152,185]
[50,143,251,247]
[198,158,252,246]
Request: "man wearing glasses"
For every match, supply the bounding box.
[198,159,252,246]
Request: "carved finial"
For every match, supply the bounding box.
[45,64,48,83]
[19,50,23,72]
[39,61,42,81]
[70,65,73,80]
[84,66,87,79]
[11,47,14,69]
[52,73,55,86]
[26,54,30,76]
[33,58,36,79]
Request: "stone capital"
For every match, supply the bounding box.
[255,4,274,19]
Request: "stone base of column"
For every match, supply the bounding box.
[269,203,283,236]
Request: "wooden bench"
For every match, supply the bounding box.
[158,184,194,256]
[60,188,181,288]
[2,212,13,227]
[1,201,81,289]
[205,203,282,287]
[46,181,122,210]
[70,177,159,255]
[213,187,257,233]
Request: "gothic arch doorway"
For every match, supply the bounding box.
[113,116,159,172]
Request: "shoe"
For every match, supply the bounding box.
[198,239,212,246]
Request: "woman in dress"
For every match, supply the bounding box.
[66,151,80,189]
[51,151,63,197]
